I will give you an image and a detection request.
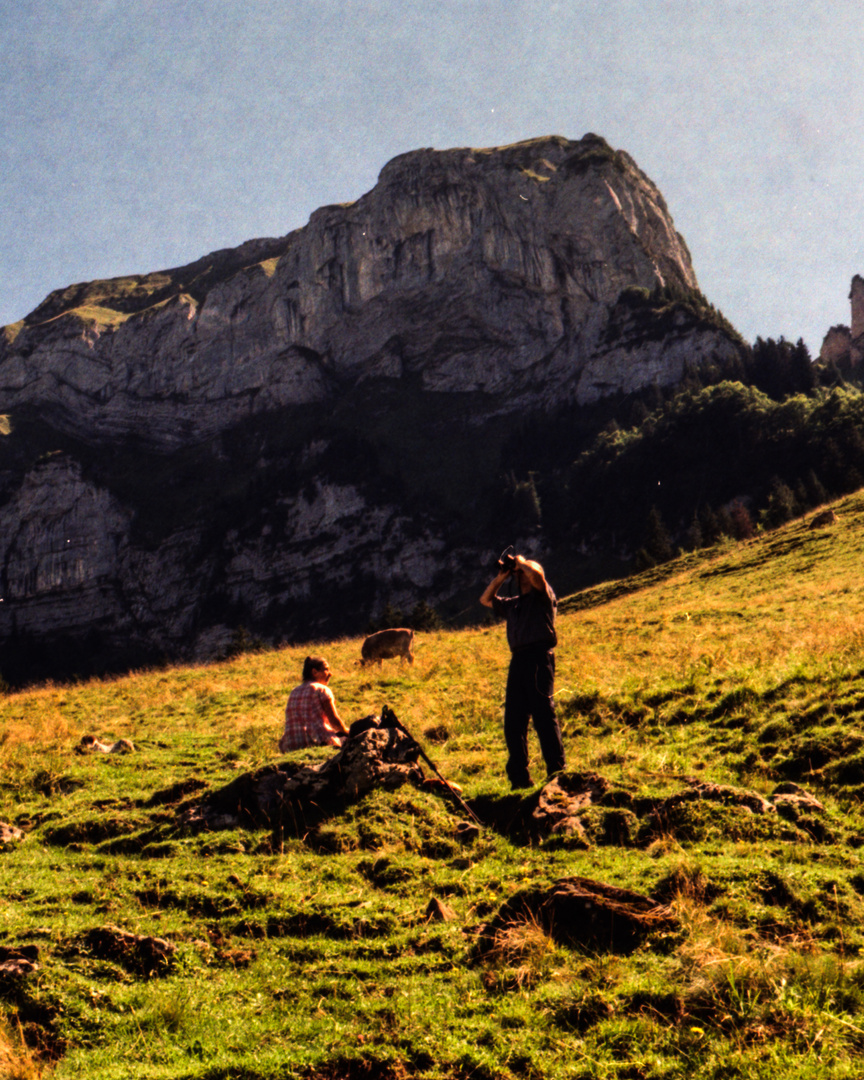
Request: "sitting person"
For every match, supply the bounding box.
[279,655,350,752]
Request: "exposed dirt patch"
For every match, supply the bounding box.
[145,777,209,806]
[230,908,398,941]
[134,887,255,918]
[28,769,84,796]
[196,1061,424,1080]
[43,816,141,846]
[77,926,177,976]
[474,876,678,956]
[0,945,66,1062]
[186,728,425,837]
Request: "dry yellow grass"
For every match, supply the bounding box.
[4,498,864,1079]
[1,321,24,345]
[3,490,864,775]
[0,1018,43,1080]
[558,505,864,696]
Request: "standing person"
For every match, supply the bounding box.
[279,656,350,752]
[480,554,565,789]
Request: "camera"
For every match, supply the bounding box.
[496,547,518,574]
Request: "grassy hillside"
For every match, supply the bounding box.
[4,494,864,1078]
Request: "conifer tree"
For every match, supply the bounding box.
[791,338,816,392]
[642,505,674,564]
[729,499,755,539]
[762,477,797,527]
[697,504,722,546]
[684,511,703,551]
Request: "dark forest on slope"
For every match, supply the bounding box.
[499,333,864,569]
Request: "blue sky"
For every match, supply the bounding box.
[2,0,862,352]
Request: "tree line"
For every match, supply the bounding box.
[495,336,864,569]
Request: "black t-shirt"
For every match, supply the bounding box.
[492,582,557,653]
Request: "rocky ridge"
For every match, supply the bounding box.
[0,134,744,682]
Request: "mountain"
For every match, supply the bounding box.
[0,134,744,684]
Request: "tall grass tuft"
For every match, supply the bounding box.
[0,1018,43,1080]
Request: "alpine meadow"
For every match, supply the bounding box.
[6,131,864,1080]
[4,491,864,1079]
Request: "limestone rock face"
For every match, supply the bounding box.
[0,135,743,680]
[1,135,734,450]
[0,459,474,673]
[819,275,864,373]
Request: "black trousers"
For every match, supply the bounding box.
[503,645,565,787]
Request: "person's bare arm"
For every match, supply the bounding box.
[514,555,548,592]
[322,695,349,736]
[480,569,510,608]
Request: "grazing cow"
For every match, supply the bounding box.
[360,628,415,667]
[809,509,838,529]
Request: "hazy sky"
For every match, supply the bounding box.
[2,0,862,352]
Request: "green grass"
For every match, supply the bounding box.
[5,494,864,1077]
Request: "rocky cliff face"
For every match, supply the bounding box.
[0,134,743,683]
[1,134,736,447]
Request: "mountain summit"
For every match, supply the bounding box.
[2,135,736,448]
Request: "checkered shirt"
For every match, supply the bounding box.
[279,680,342,752]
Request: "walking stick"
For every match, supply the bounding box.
[380,706,483,827]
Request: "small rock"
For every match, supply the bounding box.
[0,945,39,981]
[425,897,456,922]
[82,926,176,976]
[454,821,481,844]
[79,735,135,754]
[770,782,824,815]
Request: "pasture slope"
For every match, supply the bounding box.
[4,492,864,1079]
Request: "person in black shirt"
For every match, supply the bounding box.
[480,554,565,789]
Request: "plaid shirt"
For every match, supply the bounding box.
[279,681,342,752]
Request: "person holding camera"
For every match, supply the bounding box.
[480,552,565,789]
[279,655,351,752]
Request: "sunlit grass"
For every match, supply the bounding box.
[4,492,864,1076]
[1,321,24,345]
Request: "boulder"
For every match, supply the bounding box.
[183,727,424,831]
[475,876,677,956]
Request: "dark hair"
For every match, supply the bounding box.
[302,655,327,681]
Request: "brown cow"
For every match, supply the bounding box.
[360,628,415,667]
